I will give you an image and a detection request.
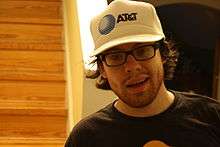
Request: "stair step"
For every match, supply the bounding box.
[0,108,67,138]
[0,81,65,103]
[0,100,66,113]
[0,107,67,116]
[0,137,66,147]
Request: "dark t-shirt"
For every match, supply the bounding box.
[65,91,220,147]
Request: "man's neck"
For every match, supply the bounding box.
[114,83,175,117]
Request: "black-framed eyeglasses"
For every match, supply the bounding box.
[99,42,160,67]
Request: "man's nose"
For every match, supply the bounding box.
[124,55,141,73]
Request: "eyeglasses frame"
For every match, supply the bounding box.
[99,42,161,67]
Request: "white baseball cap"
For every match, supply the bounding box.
[90,0,165,56]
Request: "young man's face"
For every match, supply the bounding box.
[100,42,164,108]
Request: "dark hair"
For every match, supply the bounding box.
[85,39,179,90]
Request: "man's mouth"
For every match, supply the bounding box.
[126,78,149,88]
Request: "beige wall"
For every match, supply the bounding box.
[63,0,84,131]
[82,78,116,117]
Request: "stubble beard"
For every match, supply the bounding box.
[114,70,164,108]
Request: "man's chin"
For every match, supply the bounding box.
[123,97,155,108]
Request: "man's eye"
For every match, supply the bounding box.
[107,53,123,60]
[135,48,146,56]
[134,46,154,58]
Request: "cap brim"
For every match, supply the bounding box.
[90,34,164,57]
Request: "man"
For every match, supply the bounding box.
[65,0,220,146]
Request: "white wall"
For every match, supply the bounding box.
[82,78,116,117]
[63,0,84,131]
[75,0,116,117]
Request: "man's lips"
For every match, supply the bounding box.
[126,76,149,88]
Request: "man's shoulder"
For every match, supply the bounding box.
[173,90,220,105]
[65,102,115,145]
[71,102,114,132]
[172,90,220,117]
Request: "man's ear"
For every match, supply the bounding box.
[162,58,167,64]
[159,50,167,65]
[98,62,107,78]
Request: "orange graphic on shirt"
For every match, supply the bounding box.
[143,140,170,147]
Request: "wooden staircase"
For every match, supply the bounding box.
[0,0,67,146]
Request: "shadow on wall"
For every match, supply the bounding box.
[156,3,220,97]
